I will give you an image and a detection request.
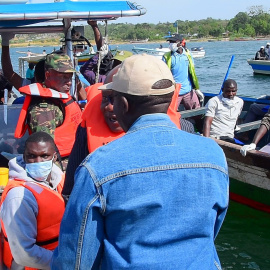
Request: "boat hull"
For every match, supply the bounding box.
[190,47,205,58]
[247,59,270,75]
[215,139,270,213]
[180,94,270,213]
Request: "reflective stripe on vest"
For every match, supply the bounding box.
[20,83,69,99]
[0,178,65,269]
[14,83,82,157]
[186,49,200,90]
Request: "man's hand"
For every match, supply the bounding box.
[1,33,15,46]
[87,20,98,27]
[195,89,204,103]
[240,143,256,157]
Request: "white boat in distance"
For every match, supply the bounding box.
[190,47,206,58]
[132,46,206,60]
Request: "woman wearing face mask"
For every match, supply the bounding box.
[162,34,201,112]
[0,131,65,270]
[203,79,244,144]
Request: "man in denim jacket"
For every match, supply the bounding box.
[52,54,229,270]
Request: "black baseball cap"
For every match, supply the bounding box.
[167,34,183,42]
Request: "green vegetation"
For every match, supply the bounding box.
[4,5,270,46]
[85,5,270,42]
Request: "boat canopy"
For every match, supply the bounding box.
[0,0,146,33]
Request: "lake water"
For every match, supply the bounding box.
[5,40,270,269]
[8,40,270,98]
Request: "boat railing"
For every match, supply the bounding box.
[180,106,261,134]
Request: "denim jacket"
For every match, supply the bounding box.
[52,114,229,270]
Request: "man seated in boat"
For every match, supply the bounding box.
[203,79,244,144]
[61,61,181,202]
[14,53,83,171]
[255,46,268,60]
[0,131,65,270]
[240,107,270,156]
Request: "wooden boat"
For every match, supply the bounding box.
[247,59,270,75]
[180,94,270,213]
[215,138,270,213]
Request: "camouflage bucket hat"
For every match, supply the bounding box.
[45,53,75,73]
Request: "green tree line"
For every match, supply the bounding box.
[82,5,270,42]
[4,5,270,45]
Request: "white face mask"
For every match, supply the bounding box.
[25,157,54,182]
[221,96,235,108]
[169,43,178,53]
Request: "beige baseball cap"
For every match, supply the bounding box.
[98,54,175,96]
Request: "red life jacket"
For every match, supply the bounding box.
[14,83,82,157]
[82,83,181,153]
[0,177,65,270]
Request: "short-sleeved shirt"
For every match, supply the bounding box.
[205,94,244,138]
[26,68,35,80]
[170,51,192,95]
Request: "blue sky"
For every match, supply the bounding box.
[116,0,270,24]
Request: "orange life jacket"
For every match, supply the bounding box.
[82,83,181,153]
[14,83,82,157]
[82,83,124,153]
[0,178,65,270]
[168,83,181,129]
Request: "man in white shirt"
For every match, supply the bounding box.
[203,79,244,143]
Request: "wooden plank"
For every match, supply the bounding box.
[235,120,261,133]
[180,107,206,118]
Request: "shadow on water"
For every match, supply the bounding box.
[216,200,270,270]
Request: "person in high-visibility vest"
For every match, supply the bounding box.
[14,53,83,171]
[162,33,203,110]
[0,131,65,270]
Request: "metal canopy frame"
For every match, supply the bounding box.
[0,1,146,33]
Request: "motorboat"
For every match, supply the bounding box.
[247,59,270,75]
[132,46,206,60]
[190,47,205,58]
[132,46,170,59]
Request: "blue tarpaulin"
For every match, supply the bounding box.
[0,1,146,29]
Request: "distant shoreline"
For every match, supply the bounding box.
[4,36,269,48]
